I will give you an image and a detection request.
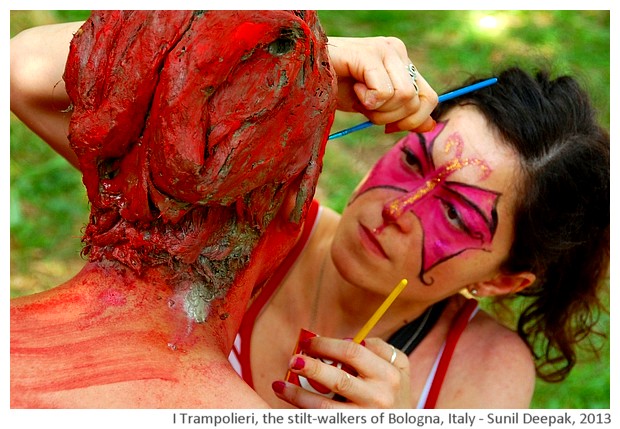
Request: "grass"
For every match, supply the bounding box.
[9,10,610,409]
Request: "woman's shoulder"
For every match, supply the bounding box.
[422,297,536,408]
[437,301,536,408]
[442,297,534,372]
[317,202,341,224]
[467,308,534,367]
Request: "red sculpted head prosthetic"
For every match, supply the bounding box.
[64,11,336,322]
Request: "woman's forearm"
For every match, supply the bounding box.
[11,21,84,168]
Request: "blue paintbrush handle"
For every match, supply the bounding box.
[328,77,498,140]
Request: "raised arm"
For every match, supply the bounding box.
[10,21,83,168]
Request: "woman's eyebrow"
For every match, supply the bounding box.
[418,129,435,170]
[442,181,500,236]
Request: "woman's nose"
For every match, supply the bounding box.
[381,200,417,234]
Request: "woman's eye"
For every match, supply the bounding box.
[401,147,422,174]
[441,200,466,231]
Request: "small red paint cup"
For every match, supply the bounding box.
[285,328,358,400]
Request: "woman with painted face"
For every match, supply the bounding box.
[245,68,609,409]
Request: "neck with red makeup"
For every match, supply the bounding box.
[10,196,305,405]
[9,262,231,392]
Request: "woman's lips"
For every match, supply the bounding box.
[359,224,389,259]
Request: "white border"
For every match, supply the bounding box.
[3,3,615,426]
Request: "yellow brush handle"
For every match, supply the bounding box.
[352,279,408,344]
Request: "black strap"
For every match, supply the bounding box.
[387,300,447,355]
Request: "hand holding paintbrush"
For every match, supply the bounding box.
[284,278,409,398]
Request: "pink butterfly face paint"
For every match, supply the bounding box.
[353,121,500,283]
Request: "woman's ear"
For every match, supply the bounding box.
[470,271,536,298]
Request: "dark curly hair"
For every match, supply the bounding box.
[433,67,610,382]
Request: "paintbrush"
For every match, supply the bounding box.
[352,278,408,344]
[328,77,498,140]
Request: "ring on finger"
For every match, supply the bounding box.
[407,63,419,95]
[389,344,398,365]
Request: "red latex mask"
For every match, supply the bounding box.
[63,11,336,319]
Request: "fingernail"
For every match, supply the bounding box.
[415,118,436,133]
[272,380,286,394]
[291,356,305,370]
[385,123,399,134]
[364,91,378,109]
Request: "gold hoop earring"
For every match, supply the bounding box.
[460,287,479,300]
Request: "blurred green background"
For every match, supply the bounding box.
[10,10,610,408]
